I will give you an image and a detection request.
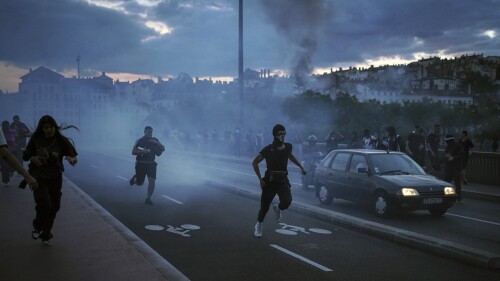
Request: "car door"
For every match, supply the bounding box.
[326,152,351,198]
[345,154,372,202]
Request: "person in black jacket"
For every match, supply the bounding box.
[443,134,465,202]
[129,126,165,205]
[252,124,306,237]
[24,115,78,245]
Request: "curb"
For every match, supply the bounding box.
[208,180,500,270]
[64,177,191,281]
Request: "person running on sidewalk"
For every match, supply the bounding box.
[252,124,306,238]
[24,115,78,246]
[129,126,165,205]
[0,130,37,189]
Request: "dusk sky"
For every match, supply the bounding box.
[1,0,499,92]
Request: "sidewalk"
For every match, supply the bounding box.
[0,175,189,281]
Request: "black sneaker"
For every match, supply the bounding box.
[129,175,136,186]
[145,198,153,205]
[32,229,40,240]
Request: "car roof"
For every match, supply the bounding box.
[332,149,406,155]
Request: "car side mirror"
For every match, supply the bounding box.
[357,167,368,174]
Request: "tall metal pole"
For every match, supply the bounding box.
[238,0,244,129]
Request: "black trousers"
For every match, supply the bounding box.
[32,176,63,237]
[444,168,462,200]
[257,182,292,222]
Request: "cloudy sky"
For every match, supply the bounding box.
[1,0,499,92]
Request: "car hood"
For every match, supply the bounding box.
[379,174,452,188]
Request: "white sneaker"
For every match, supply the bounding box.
[273,204,282,223]
[254,222,262,237]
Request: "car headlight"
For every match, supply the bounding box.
[398,188,419,196]
[444,187,456,195]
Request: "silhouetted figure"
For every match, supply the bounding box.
[459,130,474,185]
[129,126,165,205]
[443,134,465,202]
[10,115,31,167]
[406,125,426,167]
[251,124,306,237]
[24,115,78,245]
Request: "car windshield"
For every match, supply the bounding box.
[370,153,425,175]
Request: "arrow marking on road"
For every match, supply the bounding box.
[270,244,333,272]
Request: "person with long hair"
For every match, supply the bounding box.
[23,115,78,245]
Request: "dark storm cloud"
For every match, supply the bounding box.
[0,0,152,74]
[0,0,499,82]
[315,0,500,65]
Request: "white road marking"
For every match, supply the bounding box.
[116,176,129,181]
[270,244,333,272]
[162,195,183,205]
[446,213,500,226]
[195,164,301,186]
[91,164,98,168]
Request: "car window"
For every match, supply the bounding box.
[370,153,425,175]
[320,151,335,168]
[331,153,350,171]
[349,154,368,173]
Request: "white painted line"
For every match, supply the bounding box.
[196,164,254,176]
[117,176,129,181]
[446,213,500,226]
[194,164,301,186]
[162,195,183,205]
[91,164,98,168]
[270,244,333,272]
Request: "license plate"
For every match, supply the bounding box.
[423,198,443,204]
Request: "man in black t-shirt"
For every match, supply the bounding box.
[426,124,442,172]
[129,126,165,205]
[251,124,306,238]
[406,125,426,167]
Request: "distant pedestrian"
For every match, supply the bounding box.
[443,134,465,203]
[406,125,426,167]
[459,130,474,185]
[1,120,18,186]
[380,126,403,152]
[427,124,442,172]
[252,124,306,238]
[325,128,344,153]
[361,129,377,149]
[346,131,361,149]
[0,130,37,189]
[10,115,31,167]
[24,115,78,245]
[129,126,165,205]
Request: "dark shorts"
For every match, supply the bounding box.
[135,162,157,183]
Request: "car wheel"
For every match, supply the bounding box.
[317,184,333,205]
[373,191,392,218]
[428,206,448,216]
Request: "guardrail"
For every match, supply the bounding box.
[467,152,500,186]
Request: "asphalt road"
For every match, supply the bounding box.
[64,150,500,281]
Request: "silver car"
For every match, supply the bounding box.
[315,149,458,217]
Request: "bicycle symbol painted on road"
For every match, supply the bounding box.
[275,223,333,236]
[145,224,201,237]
